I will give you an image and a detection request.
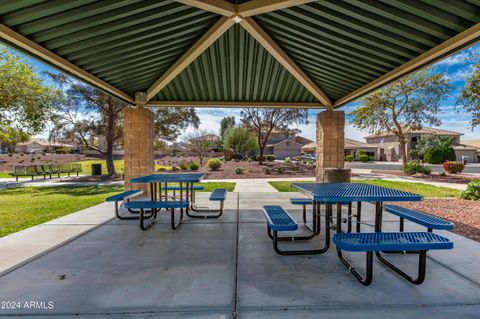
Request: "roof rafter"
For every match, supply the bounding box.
[146,101,324,109]
[175,0,235,16]
[334,22,480,107]
[239,17,332,108]
[0,23,134,103]
[238,0,317,17]
[146,16,235,101]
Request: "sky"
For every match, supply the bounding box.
[2,41,479,142]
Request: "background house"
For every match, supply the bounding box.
[15,138,78,153]
[263,133,312,160]
[365,128,478,163]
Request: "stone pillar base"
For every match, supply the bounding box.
[124,107,155,194]
[316,110,345,182]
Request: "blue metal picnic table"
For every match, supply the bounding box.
[130,172,206,204]
[293,182,422,232]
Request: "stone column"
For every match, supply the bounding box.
[316,110,345,182]
[123,92,155,193]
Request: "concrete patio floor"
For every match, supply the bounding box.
[1,192,480,318]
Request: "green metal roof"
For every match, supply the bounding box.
[154,25,318,103]
[256,0,480,101]
[1,0,480,106]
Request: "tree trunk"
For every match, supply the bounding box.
[399,140,408,170]
[105,102,116,177]
[258,147,264,165]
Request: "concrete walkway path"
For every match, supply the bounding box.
[232,178,278,192]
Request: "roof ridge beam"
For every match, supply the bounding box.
[239,17,332,108]
[0,23,134,103]
[146,101,324,109]
[175,0,235,16]
[238,0,317,17]
[146,16,234,101]
[334,22,480,108]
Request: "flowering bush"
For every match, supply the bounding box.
[443,161,465,174]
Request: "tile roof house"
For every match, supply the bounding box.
[365,127,478,163]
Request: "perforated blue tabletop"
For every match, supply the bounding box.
[293,183,422,203]
[130,173,205,184]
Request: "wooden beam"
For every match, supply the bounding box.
[146,16,234,101]
[238,0,317,17]
[175,0,235,16]
[240,17,332,108]
[146,101,324,109]
[0,24,134,103]
[335,23,480,107]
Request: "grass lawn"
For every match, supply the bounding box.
[0,182,235,237]
[0,160,172,178]
[0,185,124,237]
[269,179,462,198]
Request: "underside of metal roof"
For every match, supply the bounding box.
[1,0,479,107]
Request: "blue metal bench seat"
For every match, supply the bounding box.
[123,200,189,230]
[124,200,189,210]
[188,188,228,219]
[263,205,298,231]
[209,188,227,201]
[161,185,204,191]
[290,198,313,205]
[263,205,330,255]
[106,190,143,221]
[333,232,454,286]
[384,205,454,232]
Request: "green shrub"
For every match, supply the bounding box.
[404,160,431,175]
[55,147,70,154]
[255,155,265,162]
[171,166,180,171]
[443,161,465,174]
[284,157,292,164]
[189,161,199,170]
[266,154,276,161]
[264,167,271,174]
[235,167,244,175]
[423,148,443,164]
[345,155,354,162]
[461,179,480,200]
[179,161,189,170]
[277,166,285,174]
[157,167,167,172]
[207,158,222,171]
[439,172,446,177]
[358,154,369,163]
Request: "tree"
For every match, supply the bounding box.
[0,48,61,134]
[0,127,30,153]
[458,62,480,128]
[410,135,437,160]
[220,116,235,141]
[351,71,450,168]
[154,108,199,142]
[48,72,128,176]
[184,130,217,164]
[240,108,308,164]
[224,127,258,158]
[434,136,457,162]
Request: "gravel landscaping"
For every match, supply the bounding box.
[395,199,480,242]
